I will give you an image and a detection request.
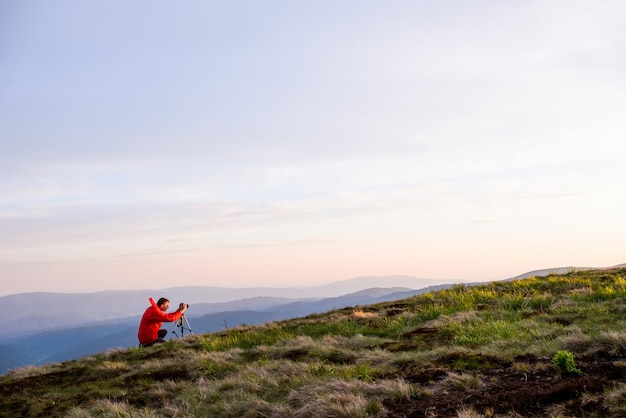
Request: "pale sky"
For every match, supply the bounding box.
[1,1,625,296]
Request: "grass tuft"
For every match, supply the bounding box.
[442,371,482,391]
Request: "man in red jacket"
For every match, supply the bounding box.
[138,297,187,347]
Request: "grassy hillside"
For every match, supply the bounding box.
[3,267,626,417]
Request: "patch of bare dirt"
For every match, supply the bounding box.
[383,351,626,417]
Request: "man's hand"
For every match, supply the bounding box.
[178,303,188,314]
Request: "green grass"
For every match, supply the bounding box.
[2,266,626,417]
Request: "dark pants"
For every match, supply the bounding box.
[140,329,168,347]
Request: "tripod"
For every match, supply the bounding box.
[171,314,193,339]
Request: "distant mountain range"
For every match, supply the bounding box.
[1,267,622,375]
[0,275,445,339]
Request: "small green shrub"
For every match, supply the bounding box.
[552,350,582,375]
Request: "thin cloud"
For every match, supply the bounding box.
[112,249,195,259]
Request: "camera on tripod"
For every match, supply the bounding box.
[172,303,193,339]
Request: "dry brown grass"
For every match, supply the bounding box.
[441,371,482,391]
[599,331,626,352]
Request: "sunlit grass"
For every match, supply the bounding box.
[200,324,294,352]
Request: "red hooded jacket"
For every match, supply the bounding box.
[137,297,183,345]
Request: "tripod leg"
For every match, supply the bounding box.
[183,315,193,334]
[171,317,182,339]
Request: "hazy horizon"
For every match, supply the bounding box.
[2,1,625,296]
[3,264,623,298]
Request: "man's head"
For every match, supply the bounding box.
[157,297,170,311]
